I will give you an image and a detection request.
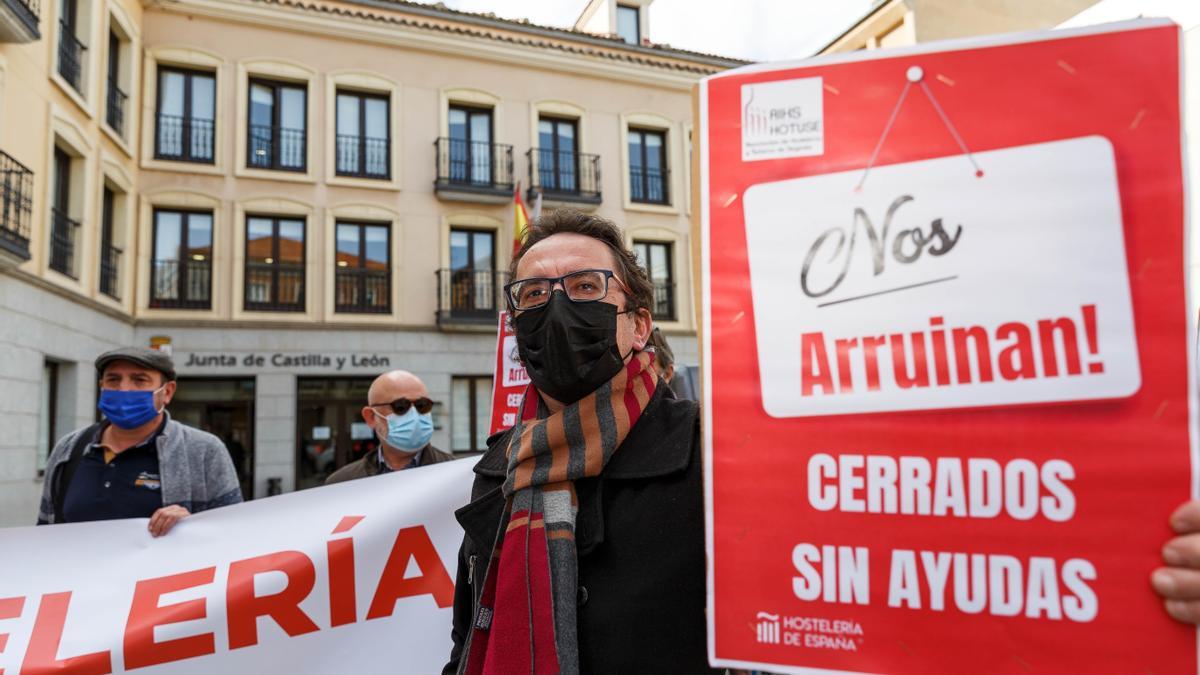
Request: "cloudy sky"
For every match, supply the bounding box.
[411,0,878,61]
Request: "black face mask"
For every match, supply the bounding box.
[514,291,628,405]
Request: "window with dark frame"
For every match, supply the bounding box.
[57,0,86,93]
[49,146,78,278]
[616,4,640,45]
[536,116,579,193]
[336,90,390,179]
[447,105,493,184]
[37,361,59,477]
[448,228,496,315]
[629,127,668,204]
[106,29,126,136]
[248,78,307,172]
[156,67,216,163]
[245,216,305,312]
[633,240,676,321]
[334,221,391,314]
[99,186,120,300]
[451,375,493,452]
[150,209,213,309]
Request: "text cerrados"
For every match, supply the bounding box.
[808,454,1075,521]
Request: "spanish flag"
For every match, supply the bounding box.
[513,183,530,255]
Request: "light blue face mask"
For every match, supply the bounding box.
[375,407,434,452]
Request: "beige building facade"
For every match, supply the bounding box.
[818,0,1100,53]
[0,0,741,525]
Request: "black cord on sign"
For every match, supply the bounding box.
[856,65,984,191]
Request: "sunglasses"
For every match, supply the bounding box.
[369,397,434,415]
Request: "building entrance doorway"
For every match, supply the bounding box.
[296,377,379,490]
[172,378,255,500]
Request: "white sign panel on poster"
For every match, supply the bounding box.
[743,136,1139,418]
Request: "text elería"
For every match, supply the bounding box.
[0,517,452,672]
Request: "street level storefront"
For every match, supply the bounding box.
[150,326,697,498]
[0,296,699,527]
[146,326,496,499]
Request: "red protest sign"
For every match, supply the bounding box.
[489,311,529,436]
[699,20,1193,674]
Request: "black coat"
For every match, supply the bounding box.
[444,385,718,674]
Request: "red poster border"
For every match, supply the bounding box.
[699,19,1197,674]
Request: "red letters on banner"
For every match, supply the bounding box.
[22,592,112,674]
[124,567,217,668]
[366,526,456,617]
[227,551,320,649]
[0,520,453,671]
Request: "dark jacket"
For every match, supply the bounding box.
[324,444,454,485]
[444,386,716,674]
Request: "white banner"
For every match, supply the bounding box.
[0,458,475,674]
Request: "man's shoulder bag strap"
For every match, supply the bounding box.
[52,423,102,524]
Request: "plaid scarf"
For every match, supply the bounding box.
[463,351,658,675]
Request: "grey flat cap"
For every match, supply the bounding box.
[95,347,177,381]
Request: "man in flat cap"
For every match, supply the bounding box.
[37,347,242,536]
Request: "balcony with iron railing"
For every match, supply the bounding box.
[336,135,389,179]
[56,21,85,93]
[156,114,215,163]
[650,280,677,321]
[527,148,601,206]
[436,268,509,330]
[335,267,390,314]
[248,125,306,172]
[433,137,513,204]
[0,0,39,42]
[150,259,212,309]
[99,244,121,299]
[630,166,669,205]
[106,79,127,137]
[245,262,305,312]
[0,150,33,265]
[49,207,79,278]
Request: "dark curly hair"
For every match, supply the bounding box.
[509,209,654,315]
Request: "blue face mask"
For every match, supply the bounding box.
[98,386,166,430]
[375,407,434,453]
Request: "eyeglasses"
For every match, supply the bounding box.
[504,269,630,312]
[368,397,434,415]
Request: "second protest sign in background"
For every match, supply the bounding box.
[700,19,1193,674]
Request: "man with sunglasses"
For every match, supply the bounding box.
[326,370,453,485]
[444,210,714,674]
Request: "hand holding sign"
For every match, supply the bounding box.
[1152,501,1200,623]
